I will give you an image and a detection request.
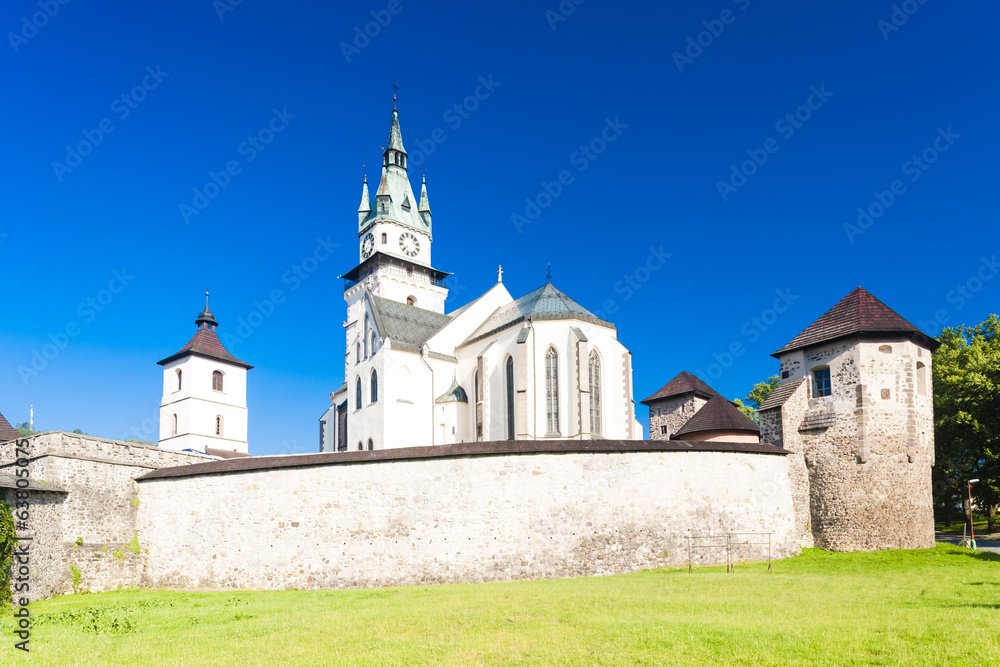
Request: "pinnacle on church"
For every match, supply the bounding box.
[418,174,431,224]
[386,100,406,156]
[358,174,371,220]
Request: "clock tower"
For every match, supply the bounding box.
[340,97,450,377]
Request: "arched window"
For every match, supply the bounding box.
[505,356,515,440]
[916,362,927,396]
[474,367,482,440]
[364,314,370,357]
[171,414,177,437]
[370,370,378,403]
[589,350,602,435]
[356,342,361,364]
[406,296,415,306]
[371,333,377,354]
[545,346,560,434]
[358,441,363,451]
[367,439,374,451]
[212,370,224,392]
[176,369,182,391]
[215,415,224,437]
[355,377,362,410]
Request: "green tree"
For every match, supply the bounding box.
[0,502,14,605]
[734,375,780,423]
[15,422,39,437]
[933,315,1000,533]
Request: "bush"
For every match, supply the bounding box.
[0,502,14,605]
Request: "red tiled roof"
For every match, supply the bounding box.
[0,411,19,443]
[673,394,760,438]
[640,371,718,405]
[157,329,252,369]
[773,287,939,357]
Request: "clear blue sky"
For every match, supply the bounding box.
[2,0,997,454]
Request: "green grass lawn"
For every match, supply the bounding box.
[3,545,998,666]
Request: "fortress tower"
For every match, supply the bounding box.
[758,287,938,550]
[157,295,253,454]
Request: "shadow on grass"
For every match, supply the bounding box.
[946,550,1000,563]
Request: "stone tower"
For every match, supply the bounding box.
[759,287,938,551]
[157,295,253,454]
[641,371,717,440]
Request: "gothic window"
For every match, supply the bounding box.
[916,362,927,396]
[589,350,602,435]
[370,370,378,403]
[371,333,377,354]
[814,367,831,398]
[215,415,224,437]
[505,356,514,440]
[358,442,363,451]
[474,367,483,440]
[176,369,182,391]
[364,315,370,358]
[212,370,224,392]
[356,342,361,364]
[367,439,374,451]
[171,414,177,437]
[545,346,560,434]
[355,377,362,410]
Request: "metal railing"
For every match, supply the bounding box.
[685,532,773,573]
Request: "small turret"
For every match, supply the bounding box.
[358,175,371,227]
[418,174,432,232]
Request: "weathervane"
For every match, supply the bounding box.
[204,284,210,308]
[392,80,399,110]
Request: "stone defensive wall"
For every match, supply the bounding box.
[1,432,210,601]
[136,440,800,591]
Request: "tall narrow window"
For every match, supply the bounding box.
[371,333,377,354]
[176,369,182,391]
[381,233,387,244]
[367,439,374,451]
[589,350,602,435]
[545,346,560,434]
[356,342,361,364]
[171,414,177,436]
[215,415,223,437]
[370,370,378,403]
[474,368,483,440]
[212,370,224,392]
[916,362,927,396]
[364,315,369,358]
[505,356,515,440]
[814,367,831,397]
[355,377,362,410]
[319,421,326,450]
[358,442,363,451]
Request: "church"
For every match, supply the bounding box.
[319,99,642,451]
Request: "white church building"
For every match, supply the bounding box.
[319,100,642,452]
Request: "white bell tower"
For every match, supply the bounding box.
[157,293,253,454]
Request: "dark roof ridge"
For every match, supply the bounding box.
[673,394,760,437]
[640,371,718,405]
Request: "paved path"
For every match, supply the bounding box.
[936,532,1000,554]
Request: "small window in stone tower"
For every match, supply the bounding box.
[879,345,892,354]
[660,425,668,435]
[916,362,927,396]
[814,367,831,397]
[215,415,224,437]
[212,371,224,392]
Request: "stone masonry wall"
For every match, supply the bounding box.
[138,448,799,591]
[0,432,210,600]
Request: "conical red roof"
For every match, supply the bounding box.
[673,394,759,438]
[773,287,939,357]
[640,371,717,405]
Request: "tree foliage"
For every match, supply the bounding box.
[933,314,1000,532]
[1,502,14,605]
[734,375,780,423]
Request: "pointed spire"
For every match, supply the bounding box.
[358,174,371,227]
[418,174,432,233]
[196,290,217,331]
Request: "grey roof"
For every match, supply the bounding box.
[0,473,67,493]
[435,375,469,404]
[463,283,614,347]
[759,378,806,412]
[371,295,452,349]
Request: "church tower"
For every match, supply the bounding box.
[157,294,253,454]
[340,96,450,373]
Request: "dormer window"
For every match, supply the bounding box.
[813,367,831,397]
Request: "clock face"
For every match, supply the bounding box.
[361,232,374,259]
[398,232,420,257]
